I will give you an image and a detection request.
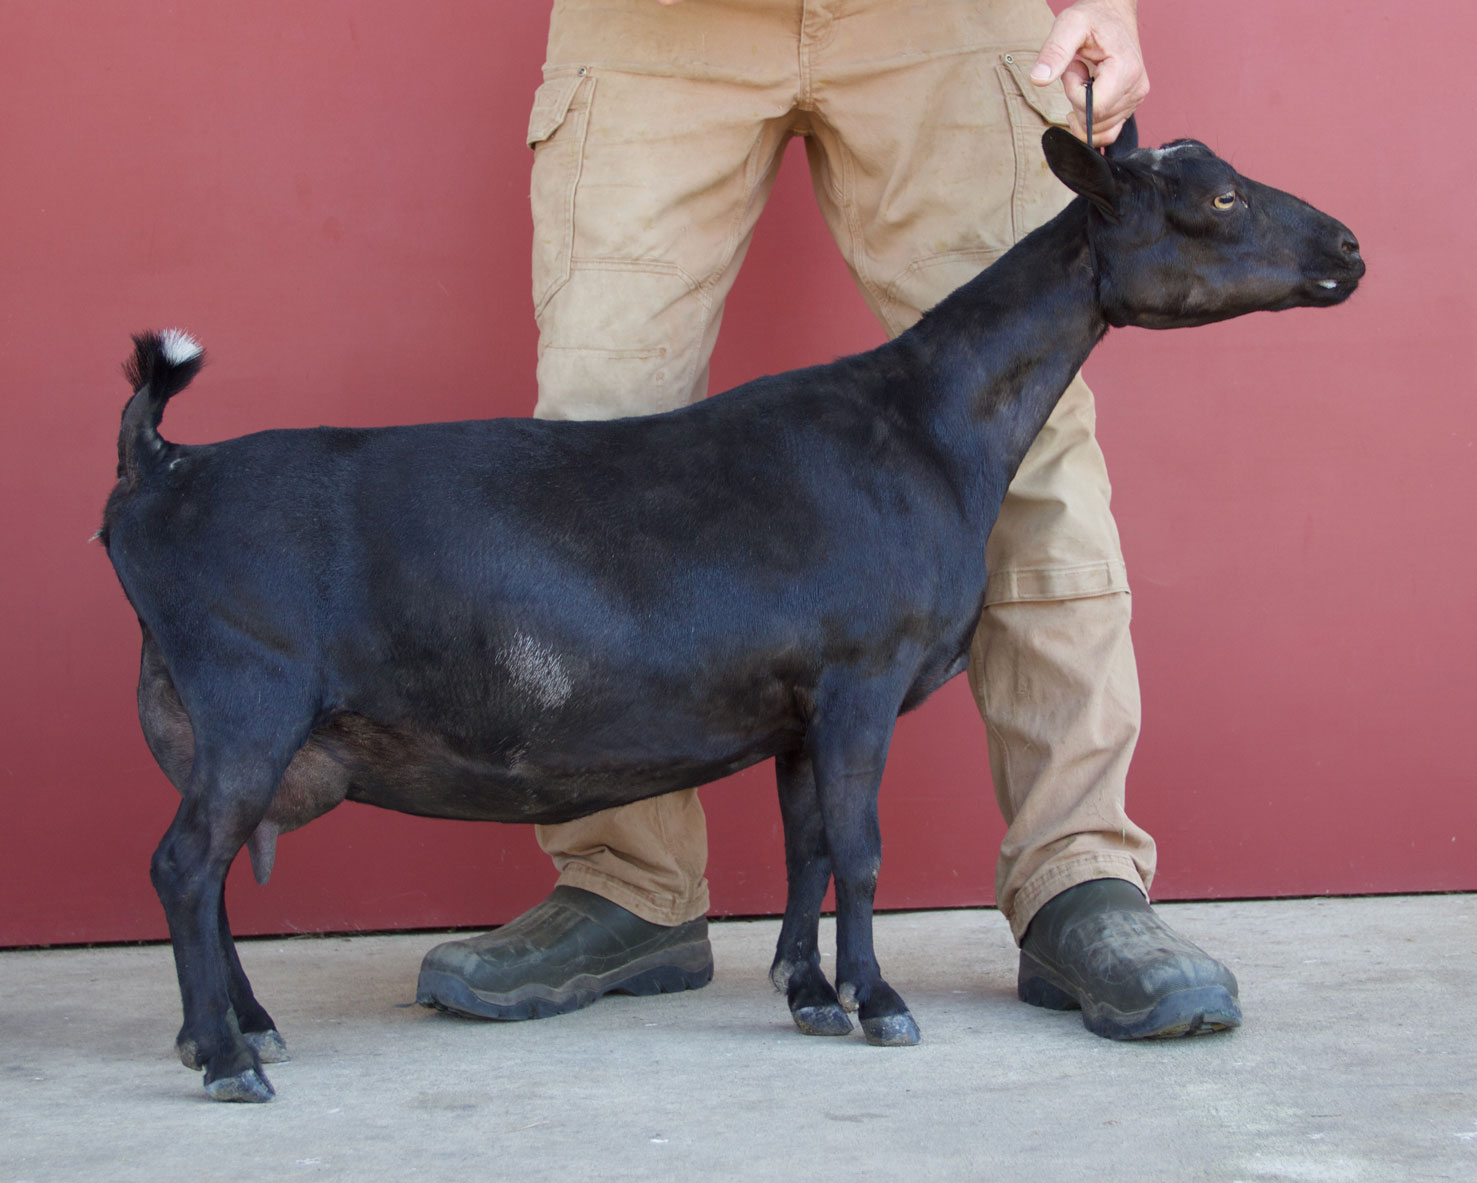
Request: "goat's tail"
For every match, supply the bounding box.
[117,330,205,483]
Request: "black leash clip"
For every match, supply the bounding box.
[1085,76,1095,150]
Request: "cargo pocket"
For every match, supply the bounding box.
[996,51,1075,242]
[528,68,595,314]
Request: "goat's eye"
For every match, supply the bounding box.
[1212,192,1238,212]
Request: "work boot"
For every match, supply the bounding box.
[1018,878,1241,1039]
[416,886,713,1020]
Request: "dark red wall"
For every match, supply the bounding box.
[3,2,1472,946]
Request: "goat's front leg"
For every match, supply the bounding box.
[770,749,851,1036]
[809,686,920,1047]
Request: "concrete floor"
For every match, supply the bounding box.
[1,895,1474,1182]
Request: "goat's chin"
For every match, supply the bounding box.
[1111,306,1259,330]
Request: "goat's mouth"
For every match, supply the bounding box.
[1304,272,1361,304]
[1305,254,1365,303]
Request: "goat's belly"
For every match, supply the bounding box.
[311,713,784,826]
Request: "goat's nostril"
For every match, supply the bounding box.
[1341,235,1360,255]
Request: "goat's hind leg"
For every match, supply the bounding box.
[139,633,291,1085]
[155,792,275,1100]
[152,715,305,1101]
[219,889,290,1064]
[771,750,852,1037]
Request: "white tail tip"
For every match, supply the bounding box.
[159,328,203,365]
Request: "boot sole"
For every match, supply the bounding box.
[417,941,714,1021]
[1018,951,1241,1040]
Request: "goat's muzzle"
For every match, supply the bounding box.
[1304,226,1364,304]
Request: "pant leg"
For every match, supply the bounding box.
[802,0,1155,940]
[526,0,803,925]
[975,374,1155,941]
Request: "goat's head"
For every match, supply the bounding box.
[1043,121,1365,329]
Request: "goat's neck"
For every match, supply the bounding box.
[898,199,1105,507]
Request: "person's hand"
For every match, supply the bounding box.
[1031,0,1148,145]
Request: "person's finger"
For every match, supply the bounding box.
[1058,44,1147,143]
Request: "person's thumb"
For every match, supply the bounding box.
[1030,9,1087,85]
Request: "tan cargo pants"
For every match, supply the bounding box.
[524,0,1156,942]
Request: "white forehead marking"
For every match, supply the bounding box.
[1146,143,1203,167]
[499,633,573,710]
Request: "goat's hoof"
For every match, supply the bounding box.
[836,983,860,1013]
[791,1003,854,1037]
[204,1065,276,1103]
[861,1011,921,1047]
[245,1028,290,1064]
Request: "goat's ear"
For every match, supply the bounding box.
[1104,114,1138,158]
[1042,127,1120,218]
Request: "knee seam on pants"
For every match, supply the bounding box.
[567,257,705,293]
[984,562,1129,607]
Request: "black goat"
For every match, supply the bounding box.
[101,123,1363,1102]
